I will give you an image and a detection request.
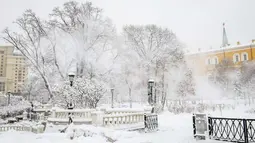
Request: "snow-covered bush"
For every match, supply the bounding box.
[53,77,107,108]
[0,95,30,119]
[167,102,234,114]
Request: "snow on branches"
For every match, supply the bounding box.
[176,68,195,98]
[53,77,107,108]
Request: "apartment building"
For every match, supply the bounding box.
[0,46,27,94]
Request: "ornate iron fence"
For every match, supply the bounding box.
[246,119,255,142]
[208,117,255,143]
[144,114,158,131]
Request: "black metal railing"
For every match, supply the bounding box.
[246,119,255,142]
[144,114,158,131]
[208,117,255,143]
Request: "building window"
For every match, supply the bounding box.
[206,58,211,65]
[244,54,247,61]
[233,53,240,63]
[213,56,218,64]
[241,52,249,61]
[0,82,5,91]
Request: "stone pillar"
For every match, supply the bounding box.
[37,125,45,133]
[91,111,104,126]
[144,106,152,114]
[52,109,56,118]
[39,113,44,121]
[23,111,28,120]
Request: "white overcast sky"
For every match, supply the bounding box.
[1,0,255,51]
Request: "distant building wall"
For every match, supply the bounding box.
[0,46,27,94]
[185,42,255,76]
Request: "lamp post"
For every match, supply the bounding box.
[148,79,154,106]
[68,72,75,87]
[111,88,114,108]
[7,91,11,105]
[68,72,75,110]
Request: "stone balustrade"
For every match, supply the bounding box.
[102,113,145,130]
[47,109,96,124]
[52,109,95,119]
[104,108,146,115]
[0,125,44,133]
[46,107,150,130]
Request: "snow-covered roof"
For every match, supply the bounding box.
[185,43,255,56]
[13,50,23,56]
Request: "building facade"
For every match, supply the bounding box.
[0,46,27,94]
[185,24,255,77]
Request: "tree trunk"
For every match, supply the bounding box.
[52,45,64,79]
[161,64,166,106]
[129,87,132,108]
[154,61,159,105]
[38,69,54,100]
[162,92,167,110]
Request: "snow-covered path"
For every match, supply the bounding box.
[124,112,223,143]
[0,111,232,143]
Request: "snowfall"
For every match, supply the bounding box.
[0,101,254,143]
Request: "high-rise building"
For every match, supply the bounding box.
[0,46,27,94]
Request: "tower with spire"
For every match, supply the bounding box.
[222,23,229,47]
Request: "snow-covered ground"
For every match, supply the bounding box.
[1,105,254,143]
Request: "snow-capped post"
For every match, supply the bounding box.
[193,113,207,140]
[23,111,28,120]
[148,79,154,106]
[7,91,11,105]
[37,124,45,133]
[91,111,104,126]
[111,88,114,108]
[52,109,56,118]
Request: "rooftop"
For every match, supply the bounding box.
[185,42,255,56]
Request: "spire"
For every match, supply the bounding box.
[222,23,229,47]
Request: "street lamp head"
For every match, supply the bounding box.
[148,79,154,87]
[68,72,75,82]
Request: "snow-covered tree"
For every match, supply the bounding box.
[238,62,255,101]
[3,10,59,99]
[176,68,195,98]
[0,95,30,118]
[209,58,234,91]
[54,77,107,108]
[122,25,186,107]
[49,1,116,78]
[3,1,116,102]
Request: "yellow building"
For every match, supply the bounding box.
[185,24,255,77]
[0,46,27,94]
